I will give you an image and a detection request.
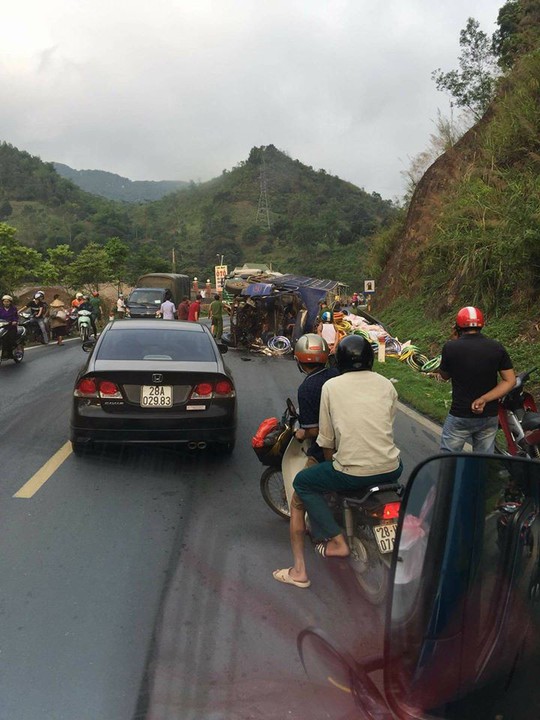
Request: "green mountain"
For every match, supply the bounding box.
[0,140,397,289]
[53,162,188,203]
[135,144,397,285]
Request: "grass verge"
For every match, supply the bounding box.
[372,298,540,424]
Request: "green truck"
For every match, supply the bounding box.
[127,273,191,318]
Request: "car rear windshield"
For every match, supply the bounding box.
[128,290,163,305]
[97,329,216,362]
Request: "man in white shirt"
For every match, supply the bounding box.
[158,292,176,320]
[273,335,402,588]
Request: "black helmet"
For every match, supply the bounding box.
[336,335,374,373]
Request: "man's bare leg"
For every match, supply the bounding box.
[318,533,350,558]
[288,493,309,582]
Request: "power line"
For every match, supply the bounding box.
[256,152,271,230]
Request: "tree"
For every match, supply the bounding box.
[432,18,500,119]
[0,222,45,292]
[104,236,130,285]
[66,242,111,290]
[0,198,12,219]
[43,244,75,284]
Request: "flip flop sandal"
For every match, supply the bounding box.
[272,567,311,588]
[315,542,350,559]
[315,542,329,557]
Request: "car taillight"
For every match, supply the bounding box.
[75,378,98,396]
[191,382,213,399]
[99,381,122,398]
[215,379,235,396]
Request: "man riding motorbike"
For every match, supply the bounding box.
[273,335,402,588]
[20,291,49,344]
[0,294,19,357]
[272,334,338,589]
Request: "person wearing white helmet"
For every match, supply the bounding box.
[71,292,84,309]
[20,291,49,344]
[0,294,19,356]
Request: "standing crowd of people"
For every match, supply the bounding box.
[153,291,229,339]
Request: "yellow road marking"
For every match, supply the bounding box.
[327,676,352,694]
[13,442,72,499]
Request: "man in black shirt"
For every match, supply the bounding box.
[438,306,515,453]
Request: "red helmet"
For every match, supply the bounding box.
[456,306,484,329]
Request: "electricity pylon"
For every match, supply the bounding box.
[256,154,271,230]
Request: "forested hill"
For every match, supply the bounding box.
[0,140,396,290]
[53,163,188,202]
[134,144,398,284]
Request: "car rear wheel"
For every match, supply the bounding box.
[71,440,89,457]
[215,438,236,455]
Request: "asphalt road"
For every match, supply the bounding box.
[0,335,440,720]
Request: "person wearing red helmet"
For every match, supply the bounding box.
[438,306,516,453]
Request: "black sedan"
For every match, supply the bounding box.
[70,320,236,455]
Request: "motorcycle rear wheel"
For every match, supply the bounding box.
[260,467,290,520]
[349,529,389,606]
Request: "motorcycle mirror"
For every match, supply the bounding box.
[82,340,95,353]
[286,397,298,418]
[297,627,385,719]
[384,453,540,719]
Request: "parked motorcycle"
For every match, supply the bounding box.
[18,309,47,344]
[254,399,403,605]
[496,367,540,459]
[0,320,25,364]
[77,309,92,342]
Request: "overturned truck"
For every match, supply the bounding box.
[223,274,349,353]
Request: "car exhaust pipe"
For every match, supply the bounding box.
[187,441,197,450]
[197,442,207,449]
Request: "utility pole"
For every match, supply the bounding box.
[171,247,176,273]
[256,151,271,231]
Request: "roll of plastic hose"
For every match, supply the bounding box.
[267,336,292,354]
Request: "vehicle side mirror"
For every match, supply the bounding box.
[286,397,298,418]
[296,454,540,718]
[217,342,228,354]
[82,340,95,353]
[385,453,540,718]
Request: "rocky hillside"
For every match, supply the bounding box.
[372,1,540,317]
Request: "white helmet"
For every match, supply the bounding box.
[2,294,12,302]
[34,291,45,299]
[76,292,83,299]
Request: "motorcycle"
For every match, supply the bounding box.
[496,367,540,459]
[18,308,48,344]
[77,309,92,342]
[255,399,403,605]
[0,320,26,364]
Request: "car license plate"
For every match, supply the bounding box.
[374,523,397,554]
[140,385,173,407]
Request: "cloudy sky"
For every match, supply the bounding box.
[2,0,503,199]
